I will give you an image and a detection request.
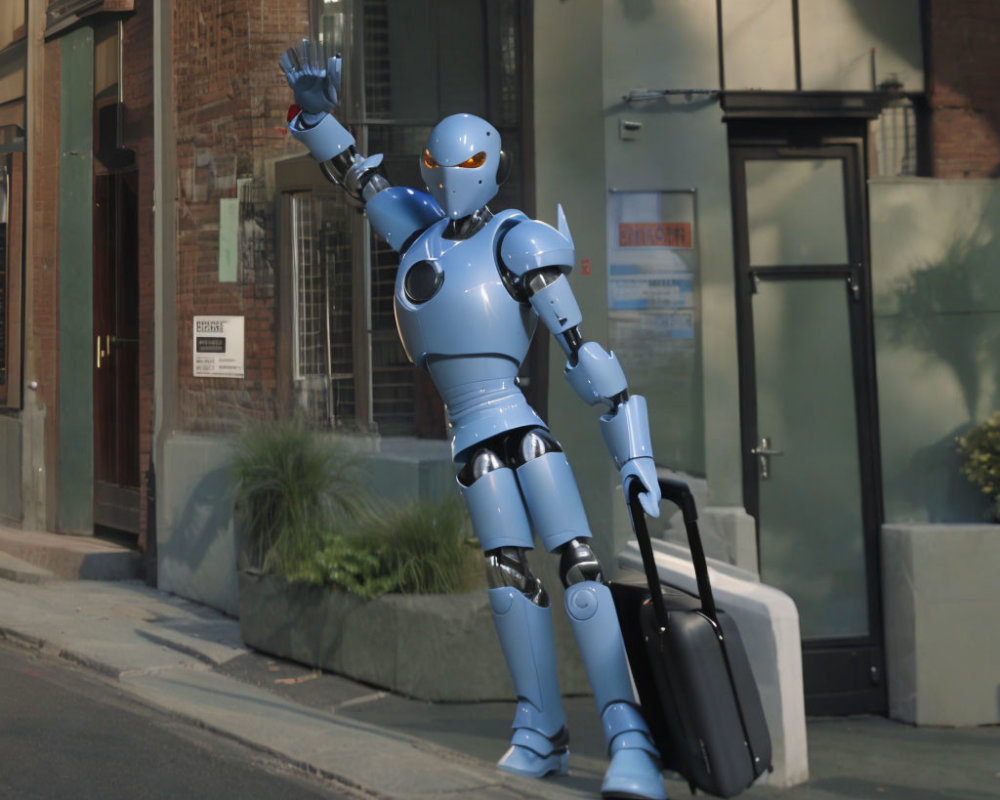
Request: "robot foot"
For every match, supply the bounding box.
[600,746,667,800]
[598,705,667,800]
[496,726,570,778]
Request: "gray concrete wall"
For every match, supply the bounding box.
[533,1,620,572]
[601,0,715,478]
[870,178,1000,523]
[369,437,455,506]
[0,415,22,524]
[159,433,240,616]
[602,0,743,514]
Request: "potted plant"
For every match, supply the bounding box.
[956,411,1000,523]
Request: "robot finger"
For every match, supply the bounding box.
[638,488,660,519]
[327,56,342,91]
[279,51,297,81]
[306,38,320,71]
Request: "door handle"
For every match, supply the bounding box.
[751,436,784,480]
[96,335,109,369]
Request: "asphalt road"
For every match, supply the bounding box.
[0,641,369,800]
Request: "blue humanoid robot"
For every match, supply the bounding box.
[281,40,667,800]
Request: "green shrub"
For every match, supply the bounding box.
[230,416,368,575]
[230,417,481,597]
[305,497,481,599]
[956,412,1000,522]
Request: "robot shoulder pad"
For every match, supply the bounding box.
[367,187,445,252]
[500,218,575,279]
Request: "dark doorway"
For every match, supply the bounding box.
[93,170,139,533]
[730,122,886,715]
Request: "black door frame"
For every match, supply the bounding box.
[729,119,888,715]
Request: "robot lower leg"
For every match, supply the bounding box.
[484,545,570,778]
[556,539,667,800]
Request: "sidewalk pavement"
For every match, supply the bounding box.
[0,552,998,799]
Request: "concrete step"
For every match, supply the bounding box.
[0,526,143,582]
[0,550,55,584]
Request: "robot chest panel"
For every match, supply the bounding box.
[394,226,535,363]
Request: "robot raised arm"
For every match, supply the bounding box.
[500,209,661,517]
[280,40,443,251]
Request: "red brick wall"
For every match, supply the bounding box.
[172,0,308,433]
[927,1,1000,178]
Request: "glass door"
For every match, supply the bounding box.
[732,134,886,715]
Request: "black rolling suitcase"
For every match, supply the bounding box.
[610,478,772,798]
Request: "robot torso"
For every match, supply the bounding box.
[393,209,545,457]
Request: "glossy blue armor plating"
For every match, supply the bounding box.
[281,39,666,800]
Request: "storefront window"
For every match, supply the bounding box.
[288,0,528,435]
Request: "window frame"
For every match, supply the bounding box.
[276,155,374,433]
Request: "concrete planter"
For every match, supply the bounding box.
[237,570,590,701]
[238,570,508,700]
[881,523,1000,726]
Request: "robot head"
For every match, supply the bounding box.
[420,114,509,219]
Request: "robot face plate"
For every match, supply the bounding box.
[420,114,502,219]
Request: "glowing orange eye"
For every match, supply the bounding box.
[457,151,487,169]
[422,149,439,168]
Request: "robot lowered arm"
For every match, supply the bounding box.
[500,209,661,518]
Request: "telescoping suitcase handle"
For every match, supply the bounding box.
[627,478,718,631]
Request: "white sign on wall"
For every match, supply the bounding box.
[193,315,245,378]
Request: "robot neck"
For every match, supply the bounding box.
[444,206,493,241]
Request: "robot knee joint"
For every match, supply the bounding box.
[517,428,562,465]
[458,446,505,487]
[558,539,604,587]
[485,547,549,607]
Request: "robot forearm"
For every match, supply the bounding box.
[599,395,654,469]
[290,111,442,252]
[564,339,628,411]
[562,339,653,466]
[553,321,656,509]
[289,111,389,203]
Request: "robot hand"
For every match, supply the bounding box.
[621,456,661,519]
[279,38,342,123]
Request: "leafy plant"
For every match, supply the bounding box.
[956,412,1000,522]
[304,497,481,598]
[231,416,368,575]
